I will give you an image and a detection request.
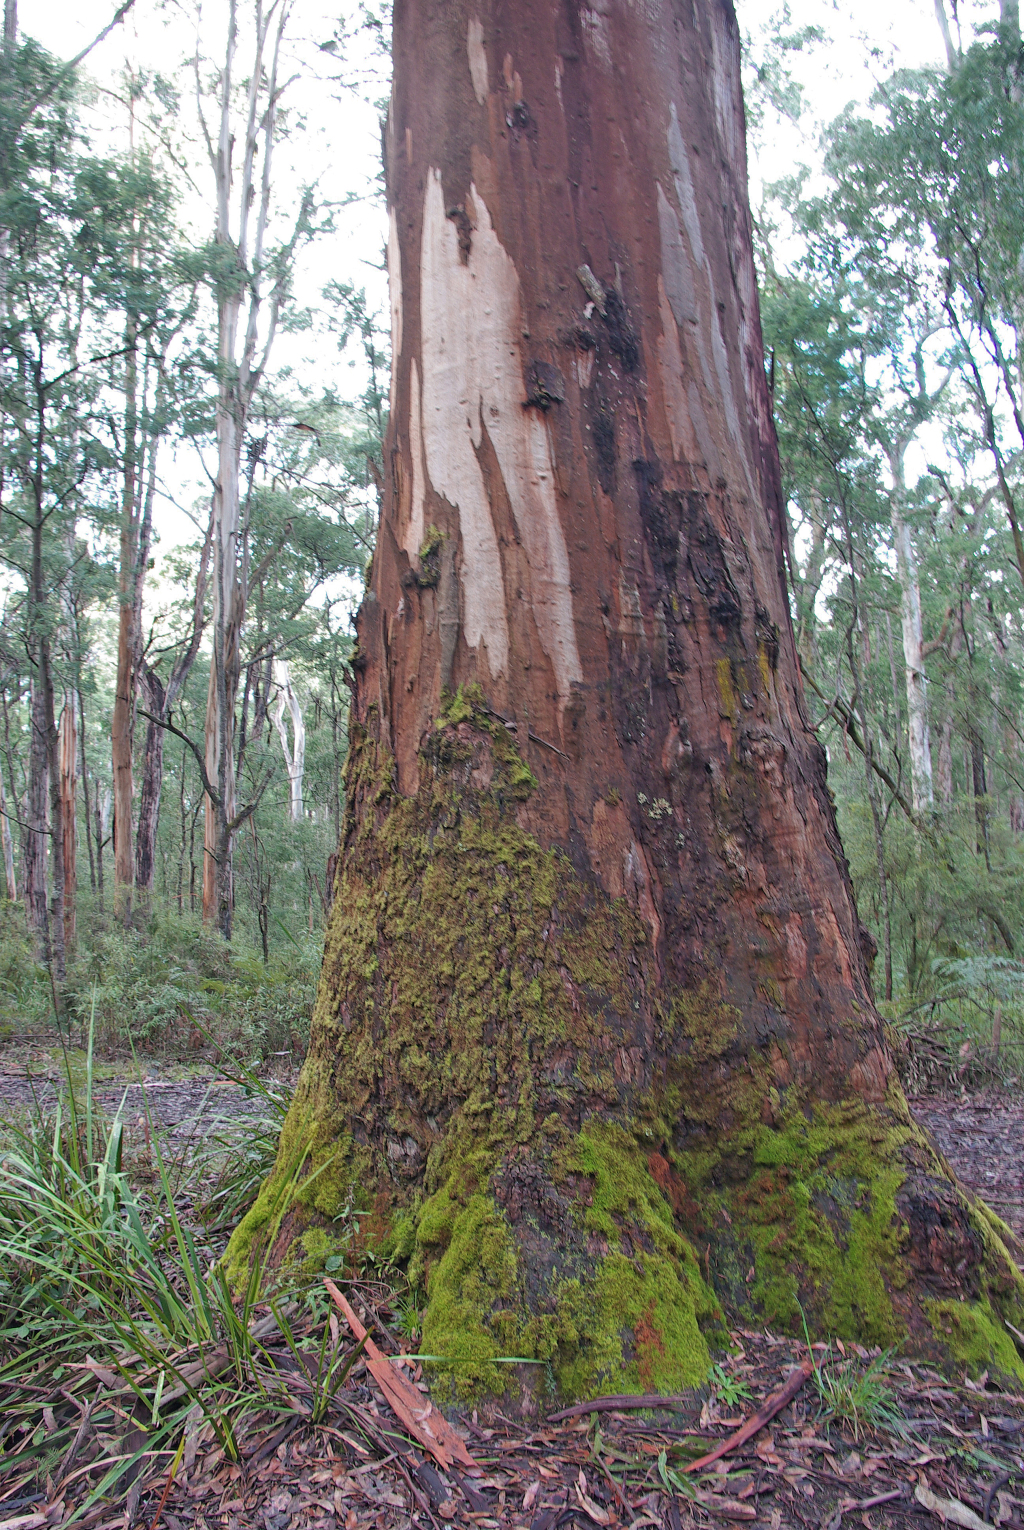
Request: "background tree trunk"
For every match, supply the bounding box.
[200,0,291,938]
[24,677,48,953]
[0,755,16,901]
[135,668,165,900]
[271,659,304,822]
[232,0,1024,1405]
[111,316,138,924]
[888,448,934,813]
[58,692,76,951]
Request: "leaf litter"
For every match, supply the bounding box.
[3,1296,1024,1530]
[2,1079,1023,1530]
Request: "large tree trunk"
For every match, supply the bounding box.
[231,0,1024,1404]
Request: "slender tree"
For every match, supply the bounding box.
[197,0,306,937]
[232,0,1024,1405]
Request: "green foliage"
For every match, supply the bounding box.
[55,903,320,1061]
[754,17,1024,1081]
[812,1347,903,1441]
[707,1360,752,1408]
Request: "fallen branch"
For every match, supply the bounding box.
[546,1393,695,1424]
[324,1279,478,1475]
[683,1360,813,1474]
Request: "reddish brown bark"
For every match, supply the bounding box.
[253,0,1024,1402]
[365,0,881,1112]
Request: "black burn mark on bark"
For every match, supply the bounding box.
[633,458,681,584]
[523,359,565,412]
[898,1174,984,1297]
[570,324,596,353]
[445,203,472,264]
[683,498,743,635]
[600,288,640,372]
[506,98,536,140]
[755,602,780,671]
[590,403,616,492]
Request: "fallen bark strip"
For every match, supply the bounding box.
[683,1360,814,1475]
[843,1489,904,1512]
[546,1394,696,1424]
[323,1279,478,1475]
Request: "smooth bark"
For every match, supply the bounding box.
[111,317,139,920]
[58,692,76,950]
[135,516,209,900]
[271,659,305,821]
[0,755,15,900]
[200,0,291,937]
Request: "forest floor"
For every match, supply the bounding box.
[0,1056,1022,1530]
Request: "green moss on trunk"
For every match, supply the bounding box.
[225,692,1024,1400]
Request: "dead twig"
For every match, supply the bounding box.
[547,1394,695,1424]
[683,1360,813,1474]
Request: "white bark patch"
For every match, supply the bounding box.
[657,184,722,478]
[661,124,755,499]
[581,8,613,67]
[419,169,582,703]
[467,17,488,104]
[666,107,705,267]
[388,209,403,410]
[574,349,595,390]
[405,357,427,559]
[656,275,700,464]
[554,55,564,112]
[708,7,743,174]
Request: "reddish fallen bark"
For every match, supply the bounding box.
[683,1359,814,1474]
[323,1279,478,1475]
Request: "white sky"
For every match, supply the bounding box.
[24,0,998,577]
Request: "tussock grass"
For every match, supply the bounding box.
[0,1007,372,1519]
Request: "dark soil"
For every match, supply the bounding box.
[910,1089,1024,1241]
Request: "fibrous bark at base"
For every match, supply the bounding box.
[227,698,1024,1404]
[227,0,1024,1403]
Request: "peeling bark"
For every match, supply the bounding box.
[237,0,1024,1406]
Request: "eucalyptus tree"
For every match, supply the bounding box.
[821,17,1024,591]
[230,0,1023,1404]
[191,0,322,938]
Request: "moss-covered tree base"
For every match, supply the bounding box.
[226,697,1024,1408]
